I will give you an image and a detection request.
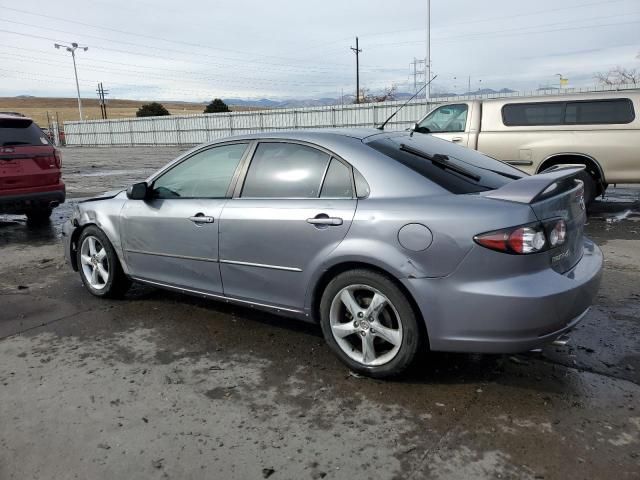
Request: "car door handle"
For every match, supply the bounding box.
[452,136,463,142]
[307,215,343,226]
[188,213,214,224]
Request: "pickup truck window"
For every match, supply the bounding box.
[502,99,634,126]
[417,104,467,133]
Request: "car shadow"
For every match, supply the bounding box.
[124,283,579,394]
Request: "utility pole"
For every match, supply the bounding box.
[54,42,88,121]
[350,37,362,104]
[96,82,109,119]
[426,0,431,101]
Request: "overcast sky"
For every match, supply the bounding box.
[0,0,638,101]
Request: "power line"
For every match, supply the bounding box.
[0,51,360,88]
[361,18,640,48]
[0,3,361,68]
[0,17,364,73]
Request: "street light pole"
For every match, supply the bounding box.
[54,42,88,121]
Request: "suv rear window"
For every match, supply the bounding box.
[367,136,524,194]
[0,118,49,146]
[502,99,635,126]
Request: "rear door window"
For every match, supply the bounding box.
[320,158,353,198]
[241,142,330,198]
[0,118,49,146]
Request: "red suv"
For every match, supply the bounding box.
[0,114,65,223]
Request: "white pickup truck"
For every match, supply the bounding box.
[414,91,640,202]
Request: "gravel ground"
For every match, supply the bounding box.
[0,147,639,479]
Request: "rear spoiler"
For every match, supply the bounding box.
[483,166,584,204]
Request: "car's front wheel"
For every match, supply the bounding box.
[77,226,131,298]
[319,269,422,378]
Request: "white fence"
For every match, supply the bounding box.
[64,85,640,146]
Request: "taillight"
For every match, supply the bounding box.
[474,219,566,255]
[547,219,567,248]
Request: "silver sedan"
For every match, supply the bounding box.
[63,129,602,377]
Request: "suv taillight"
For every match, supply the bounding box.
[474,219,566,255]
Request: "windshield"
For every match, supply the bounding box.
[367,134,526,194]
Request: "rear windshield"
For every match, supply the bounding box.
[367,135,525,194]
[0,118,49,146]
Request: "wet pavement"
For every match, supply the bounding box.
[0,147,639,479]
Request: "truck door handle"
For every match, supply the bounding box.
[307,214,343,226]
[452,137,463,142]
[188,213,214,224]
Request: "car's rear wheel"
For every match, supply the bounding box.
[319,269,421,378]
[77,226,130,298]
[26,208,52,224]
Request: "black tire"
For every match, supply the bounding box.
[319,269,422,378]
[576,170,598,206]
[76,225,131,298]
[26,208,52,224]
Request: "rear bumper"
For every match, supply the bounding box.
[0,184,65,213]
[403,237,603,353]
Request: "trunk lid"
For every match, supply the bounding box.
[0,116,61,194]
[483,167,586,273]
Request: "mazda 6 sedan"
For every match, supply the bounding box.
[62,129,603,378]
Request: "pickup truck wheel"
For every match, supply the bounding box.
[26,208,52,225]
[575,170,597,206]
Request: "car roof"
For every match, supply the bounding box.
[217,127,390,143]
[0,112,32,122]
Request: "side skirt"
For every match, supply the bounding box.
[130,276,310,320]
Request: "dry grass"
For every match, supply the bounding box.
[0,97,217,127]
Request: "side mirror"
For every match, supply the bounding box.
[126,182,149,200]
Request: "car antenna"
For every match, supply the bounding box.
[376,75,438,131]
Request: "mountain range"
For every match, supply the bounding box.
[223,88,517,108]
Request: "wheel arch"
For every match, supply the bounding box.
[537,153,605,183]
[309,261,429,347]
[70,221,127,274]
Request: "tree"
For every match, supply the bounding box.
[594,66,640,87]
[136,102,170,117]
[204,98,230,113]
[353,85,398,104]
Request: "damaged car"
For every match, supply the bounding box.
[63,129,602,378]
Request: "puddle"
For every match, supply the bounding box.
[0,199,84,247]
[604,209,640,224]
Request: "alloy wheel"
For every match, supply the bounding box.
[80,235,110,290]
[329,284,403,367]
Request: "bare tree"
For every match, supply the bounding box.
[354,85,398,104]
[595,66,640,87]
